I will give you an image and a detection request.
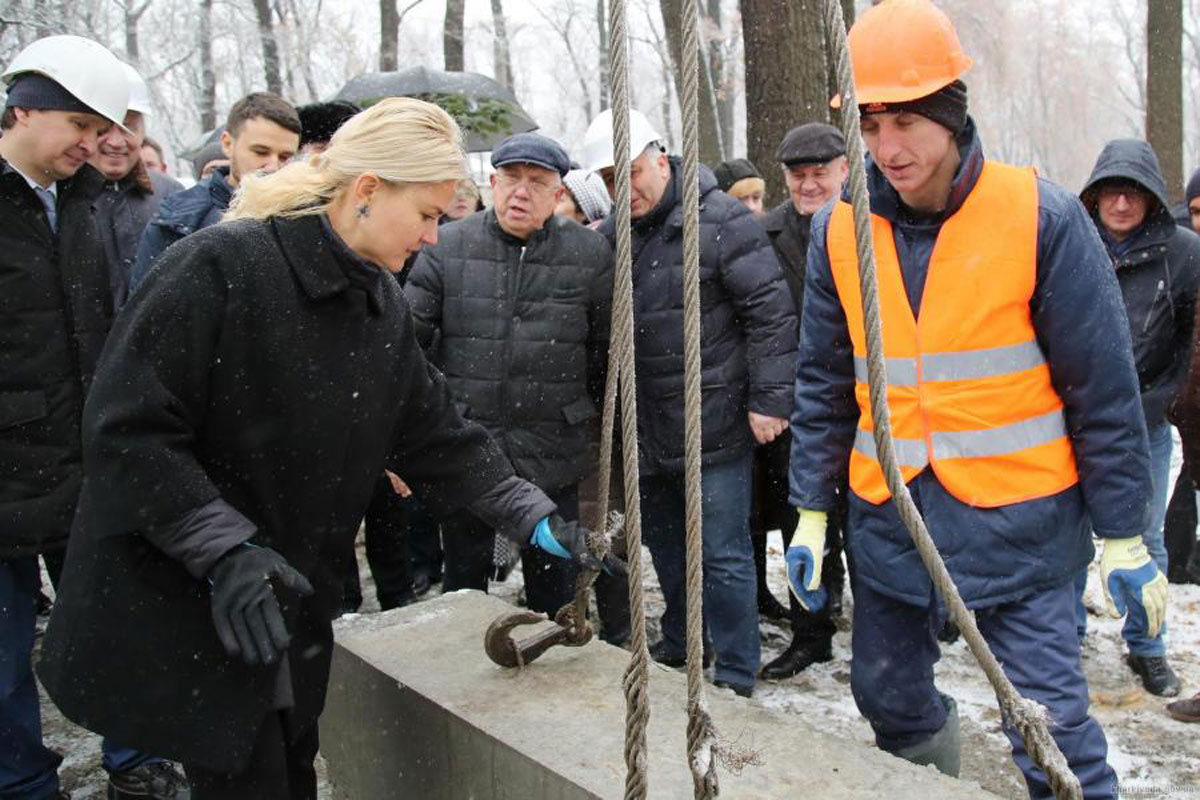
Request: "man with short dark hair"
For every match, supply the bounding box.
[405,132,615,622]
[91,63,183,306]
[1077,138,1200,697]
[0,36,188,800]
[130,91,301,290]
[140,135,168,173]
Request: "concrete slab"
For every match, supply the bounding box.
[323,590,1000,799]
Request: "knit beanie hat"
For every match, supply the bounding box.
[1187,167,1200,205]
[563,169,612,223]
[4,73,96,115]
[861,79,969,134]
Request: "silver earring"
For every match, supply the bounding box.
[356,204,369,220]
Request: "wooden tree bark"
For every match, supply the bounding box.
[380,0,400,71]
[1147,0,1184,204]
[199,0,217,131]
[659,0,723,165]
[122,0,152,63]
[444,0,465,71]
[741,0,828,206]
[490,0,514,89]
[251,0,283,95]
[705,0,734,160]
[597,0,609,111]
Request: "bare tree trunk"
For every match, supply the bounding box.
[1147,0,1184,204]
[741,0,827,206]
[199,0,217,131]
[123,0,152,63]
[705,0,734,161]
[597,0,609,110]
[444,0,465,71]
[490,0,514,89]
[841,0,854,26]
[380,0,399,71]
[659,0,723,164]
[251,0,283,95]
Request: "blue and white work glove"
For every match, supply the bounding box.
[530,514,628,576]
[1100,536,1168,638]
[786,509,829,613]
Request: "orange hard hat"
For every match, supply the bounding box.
[840,0,973,106]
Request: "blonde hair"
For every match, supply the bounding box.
[727,176,766,200]
[226,97,467,221]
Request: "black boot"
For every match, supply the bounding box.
[760,638,833,680]
[1127,654,1182,697]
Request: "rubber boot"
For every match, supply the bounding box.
[892,695,961,778]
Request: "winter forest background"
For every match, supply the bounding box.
[0,0,1196,205]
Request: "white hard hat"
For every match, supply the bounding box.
[581,108,662,173]
[3,35,131,132]
[122,62,152,116]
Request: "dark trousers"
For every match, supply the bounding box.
[850,578,1115,799]
[1164,464,1198,583]
[1,556,63,800]
[185,710,319,800]
[641,453,759,686]
[750,436,845,643]
[0,553,155,800]
[442,488,577,615]
[343,476,433,612]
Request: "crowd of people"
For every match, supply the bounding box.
[3,1,1199,798]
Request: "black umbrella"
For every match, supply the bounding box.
[332,66,538,152]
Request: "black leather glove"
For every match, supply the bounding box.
[531,514,628,577]
[208,543,314,666]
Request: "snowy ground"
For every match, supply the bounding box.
[37,531,1200,799]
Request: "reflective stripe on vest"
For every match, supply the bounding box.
[826,161,1080,508]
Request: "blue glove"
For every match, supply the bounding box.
[786,509,828,613]
[1100,536,1168,637]
[530,515,628,576]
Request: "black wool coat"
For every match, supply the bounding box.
[38,214,534,772]
[0,160,111,558]
[405,210,612,493]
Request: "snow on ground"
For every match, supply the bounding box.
[37,533,1200,799]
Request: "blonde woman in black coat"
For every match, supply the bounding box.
[39,98,616,799]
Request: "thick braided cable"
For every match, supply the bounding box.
[680,0,719,797]
[821,3,1081,797]
[608,0,651,796]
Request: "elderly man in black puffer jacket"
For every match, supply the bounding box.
[587,112,798,697]
[406,133,615,620]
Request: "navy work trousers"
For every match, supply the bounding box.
[851,578,1116,799]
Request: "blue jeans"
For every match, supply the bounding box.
[1,557,156,800]
[852,578,1116,799]
[1074,421,1170,656]
[639,453,759,687]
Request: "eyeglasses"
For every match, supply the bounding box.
[1097,184,1146,202]
[495,172,559,196]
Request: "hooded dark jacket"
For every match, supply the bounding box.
[1080,138,1200,429]
[405,210,612,493]
[38,214,553,772]
[0,159,111,557]
[790,120,1151,608]
[95,167,183,307]
[128,165,233,293]
[597,158,797,474]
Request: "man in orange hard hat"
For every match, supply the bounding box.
[786,1,1151,796]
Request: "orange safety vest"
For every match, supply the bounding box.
[826,161,1079,507]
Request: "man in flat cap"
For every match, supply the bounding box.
[757,122,851,681]
[405,133,620,631]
